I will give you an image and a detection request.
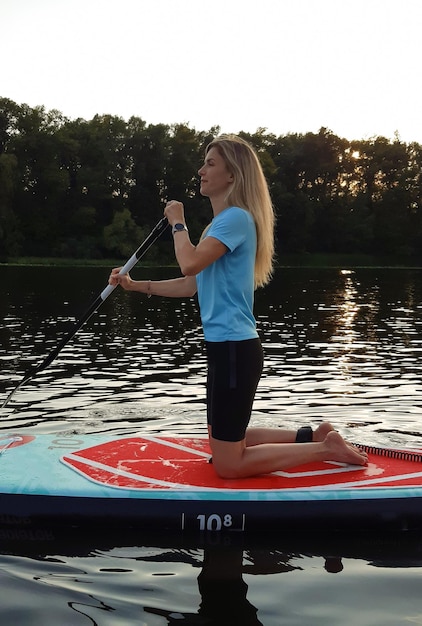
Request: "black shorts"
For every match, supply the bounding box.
[205,338,263,442]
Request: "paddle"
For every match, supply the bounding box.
[2,216,169,408]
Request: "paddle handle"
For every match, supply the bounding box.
[100,251,143,300]
[100,215,168,301]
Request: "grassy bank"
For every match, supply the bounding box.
[277,253,422,268]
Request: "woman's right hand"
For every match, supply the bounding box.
[109,267,133,290]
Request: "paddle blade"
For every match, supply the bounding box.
[2,378,27,408]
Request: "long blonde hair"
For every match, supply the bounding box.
[205,134,275,288]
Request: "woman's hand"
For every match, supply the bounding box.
[108,267,133,290]
[164,200,185,226]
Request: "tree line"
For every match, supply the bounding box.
[1,96,421,263]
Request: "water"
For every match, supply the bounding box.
[1,265,422,624]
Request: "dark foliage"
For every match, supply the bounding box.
[1,98,421,263]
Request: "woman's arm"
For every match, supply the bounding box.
[164,201,227,276]
[172,232,227,276]
[109,270,197,298]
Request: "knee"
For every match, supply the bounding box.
[211,456,242,480]
[209,437,245,479]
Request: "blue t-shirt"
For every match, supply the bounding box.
[196,206,258,342]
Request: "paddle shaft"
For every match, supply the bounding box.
[2,217,169,408]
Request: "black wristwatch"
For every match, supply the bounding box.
[172,223,188,234]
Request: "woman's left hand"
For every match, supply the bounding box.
[109,267,133,290]
[164,200,185,226]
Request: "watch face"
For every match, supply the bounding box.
[173,223,186,231]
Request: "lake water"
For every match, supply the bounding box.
[1,265,422,625]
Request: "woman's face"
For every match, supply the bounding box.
[198,147,233,200]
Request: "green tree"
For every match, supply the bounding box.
[0,152,21,257]
[126,118,169,227]
[103,207,145,258]
[356,137,420,255]
[9,104,69,255]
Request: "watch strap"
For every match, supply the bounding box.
[172,223,188,234]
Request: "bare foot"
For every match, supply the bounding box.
[324,431,368,465]
[313,422,335,442]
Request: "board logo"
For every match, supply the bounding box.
[0,434,35,453]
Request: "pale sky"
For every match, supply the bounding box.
[2,0,421,143]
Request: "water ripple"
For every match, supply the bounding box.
[1,267,422,449]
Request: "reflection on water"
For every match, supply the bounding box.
[2,529,422,626]
[1,266,422,450]
[1,265,422,624]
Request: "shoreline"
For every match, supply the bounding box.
[1,254,422,270]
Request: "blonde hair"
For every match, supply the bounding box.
[206,134,275,288]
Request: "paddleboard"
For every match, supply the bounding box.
[1,432,422,532]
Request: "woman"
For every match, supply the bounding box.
[109,135,367,478]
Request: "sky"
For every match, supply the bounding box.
[2,0,422,143]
